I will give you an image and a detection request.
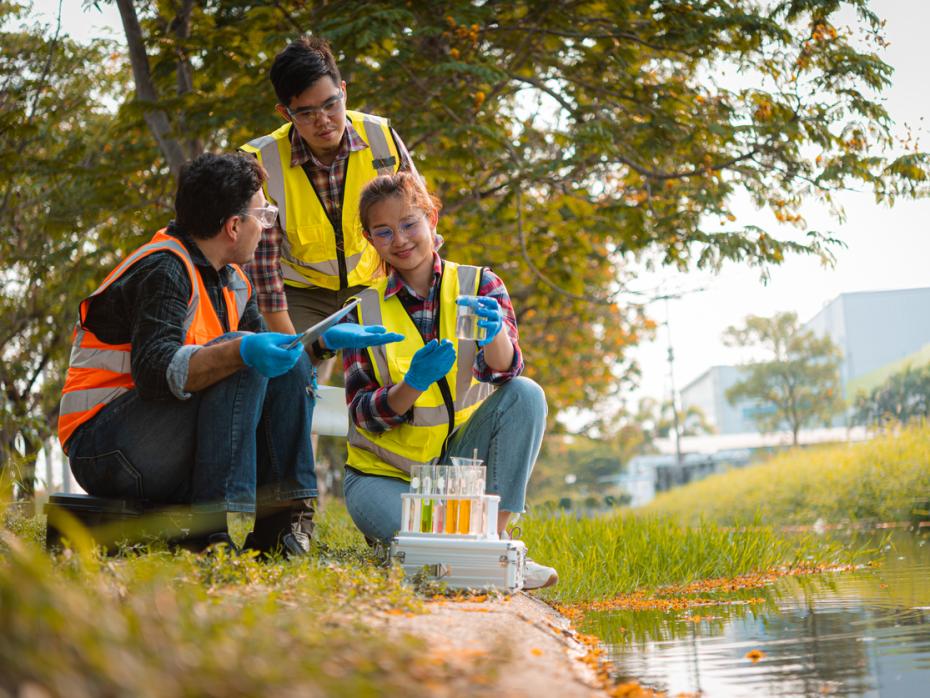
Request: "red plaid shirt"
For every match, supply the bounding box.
[343,252,524,433]
[245,118,415,312]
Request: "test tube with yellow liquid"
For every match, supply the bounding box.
[449,456,485,534]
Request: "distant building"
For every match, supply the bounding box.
[805,287,930,397]
[613,450,752,507]
[680,287,930,436]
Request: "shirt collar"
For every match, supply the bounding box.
[288,118,369,168]
[384,252,444,300]
[166,221,233,282]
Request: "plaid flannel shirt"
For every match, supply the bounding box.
[343,253,524,433]
[245,118,415,312]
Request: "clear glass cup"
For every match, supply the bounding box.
[456,295,487,342]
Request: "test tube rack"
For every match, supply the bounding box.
[399,492,500,539]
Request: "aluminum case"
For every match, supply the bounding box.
[389,534,527,592]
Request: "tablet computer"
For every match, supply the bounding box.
[284,298,361,350]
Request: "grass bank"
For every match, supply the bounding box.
[642,424,930,526]
[0,503,501,698]
[519,511,851,604]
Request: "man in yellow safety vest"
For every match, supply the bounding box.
[241,36,416,363]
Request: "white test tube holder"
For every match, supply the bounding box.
[399,493,500,539]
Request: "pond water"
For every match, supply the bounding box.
[583,530,930,697]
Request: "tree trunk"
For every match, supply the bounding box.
[116,0,188,176]
[171,0,204,157]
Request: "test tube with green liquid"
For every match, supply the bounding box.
[420,465,434,533]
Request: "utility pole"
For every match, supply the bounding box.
[649,286,705,466]
[663,295,684,466]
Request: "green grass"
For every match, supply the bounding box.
[0,502,503,698]
[642,423,930,526]
[9,422,918,695]
[520,510,852,604]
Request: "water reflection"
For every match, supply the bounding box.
[585,531,930,697]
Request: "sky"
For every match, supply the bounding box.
[30,0,930,413]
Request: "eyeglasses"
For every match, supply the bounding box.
[285,89,345,124]
[244,203,278,229]
[368,215,426,246]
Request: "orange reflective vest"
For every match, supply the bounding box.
[57,229,252,451]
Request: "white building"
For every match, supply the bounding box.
[680,287,930,437]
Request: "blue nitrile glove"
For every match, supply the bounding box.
[239,332,303,378]
[404,339,456,391]
[456,295,503,347]
[322,323,405,351]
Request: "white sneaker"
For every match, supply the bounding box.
[524,558,558,590]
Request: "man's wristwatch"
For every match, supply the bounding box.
[311,337,336,360]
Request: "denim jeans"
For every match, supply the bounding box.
[67,339,317,513]
[343,376,547,542]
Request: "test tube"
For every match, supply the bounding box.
[401,493,411,533]
[433,467,446,533]
[410,465,422,533]
[444,466,458,533]
[420,465,434,533]
[456,466,473,533]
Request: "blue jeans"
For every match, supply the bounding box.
[67,344,317,513]
[343,377,547,542]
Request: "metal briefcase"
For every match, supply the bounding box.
[389,534,527,592]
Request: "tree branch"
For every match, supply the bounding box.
[115,0,187,176]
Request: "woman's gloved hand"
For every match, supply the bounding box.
[404,339,456,391]
[239,332,303,378]
[322,323,405,351]
[456,295,503,347]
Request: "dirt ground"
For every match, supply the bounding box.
[368,592,608,697]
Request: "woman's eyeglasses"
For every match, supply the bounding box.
[368,215,426,245]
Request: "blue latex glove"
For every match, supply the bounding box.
[322,323,405,351]
[456,296,503,347]
[404,339,456,391]
[239,332,303,378]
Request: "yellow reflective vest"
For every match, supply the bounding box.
[346,262,496,480]
[240,111,400,290]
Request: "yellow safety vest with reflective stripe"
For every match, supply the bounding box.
[57,229,252,451]
[346,262,496,480]
[240,111,399,290]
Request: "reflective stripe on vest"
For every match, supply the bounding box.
[57,230,252,451]
[345,262,496,479]
[241,111,399,291]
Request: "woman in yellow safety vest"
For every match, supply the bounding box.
[339,171,558,589]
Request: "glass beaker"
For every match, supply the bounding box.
[455,295,487,342]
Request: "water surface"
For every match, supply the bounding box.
[584,531,930,697]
